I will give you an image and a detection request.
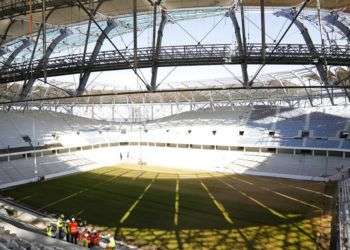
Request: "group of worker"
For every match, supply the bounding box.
[46,214,116,249]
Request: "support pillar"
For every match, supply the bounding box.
[19,28,72,99]
[3,38,31,68]
[150,8,167,91]
[260,0,266,62]
[76,19,117,95]
[227,6,249,87]
[323,11,350,42]
[274,8,334,105]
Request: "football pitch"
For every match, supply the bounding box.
[1,164,335,249]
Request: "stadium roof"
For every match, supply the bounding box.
[0,0,349,44]
[0,0,349,106]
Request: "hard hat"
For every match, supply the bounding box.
[72,218,75,221]
[60,214,64,218]
[66,219,70,223]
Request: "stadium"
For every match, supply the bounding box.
[0,0,349,249]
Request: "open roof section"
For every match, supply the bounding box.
[0,0,349,44]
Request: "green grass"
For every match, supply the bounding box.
[1,164,334,250]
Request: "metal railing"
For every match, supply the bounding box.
[0,43,349,84]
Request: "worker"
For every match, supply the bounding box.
[64,219,71,242]
[46,224,54,238]
[69,218,79,244]
[57,214,65,240]
[90,229,100,248]
[81,231,91,247]
[107,234,116,250]
[77,229,85,246]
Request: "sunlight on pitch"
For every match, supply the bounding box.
[174,178,180,226]
[213,174,288,219]
[119,174,158,224]
[38,169,129,211]
[227,174,323,211]
[199,179,234,225]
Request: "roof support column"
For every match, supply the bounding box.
[228,6,249,87]
[19,6,57,99]
[76,19,117,95]
[0,19,15,47]
[323,11,350,42]
[291,72,314,107]
[260,0,266,62]
[274,8,334,105]
[19,28,72,99]
[239,0,248,82]
[150,8,167,91]
[3,38,31,68]
[133,0,138,69]
[79,0,105,87]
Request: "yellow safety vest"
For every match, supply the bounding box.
[47,227,53,237]
[64,224,70,234]
[57,218,64,228]
[109,237,116,248]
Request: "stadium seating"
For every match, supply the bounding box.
[0,105,349,188]
[0,221,83,250]
[1,105,350,151]
[145,105,350,149]
[0,111,113,150]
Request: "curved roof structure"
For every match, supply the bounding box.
[0,0,349,44]
[0,0,349,106]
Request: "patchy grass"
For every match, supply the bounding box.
[1,164,334,249]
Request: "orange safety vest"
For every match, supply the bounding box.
[69,222,78,234]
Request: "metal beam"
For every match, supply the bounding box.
[76,19,117,96]
[79,0,107,95]
[239,0,248,85]
[260,0,266,62]
[323,11,350,42]
[150,8,167,91]
[42,0,47,90]
[18,6,58,99]
[133,0,138,69]
[19,28,72,99]
[3,38,31,68]
[151,1,157,56]
[0,18,15,47]
[0,43,349,84]
[75,0,149,89]
[0,47,6,57]
[2,85,350,105]
[274,8,334,105]
[228,6,249,87]
[249,0,310,85]
[291,72,314,106]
